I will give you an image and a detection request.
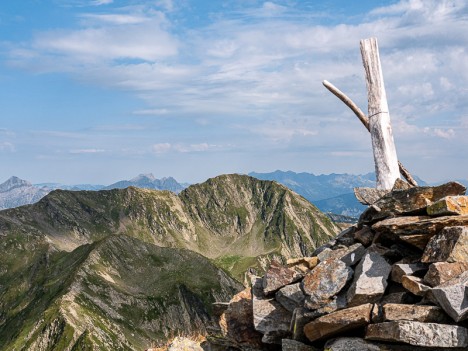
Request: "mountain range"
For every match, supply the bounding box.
[0,174,339,349]
[250,170,428,217]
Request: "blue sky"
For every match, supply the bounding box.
[0,0,467,184]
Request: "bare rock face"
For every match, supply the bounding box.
[422,226,468,263]
[302,259,353,309]
[347,251,391,307]
[427,196,468,216]
[365,321,468,348]
[303,304,373,342]
[219,288,263,348]
[281,339,317,351]
[167,337,204,351]
[432,270,468,322]
[424,262,468,286]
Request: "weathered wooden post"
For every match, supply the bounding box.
[360,37,400,190]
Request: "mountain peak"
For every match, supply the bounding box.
[130,173,156,182]
[0,176,32,192]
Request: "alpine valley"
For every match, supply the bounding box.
[0,174,339,350]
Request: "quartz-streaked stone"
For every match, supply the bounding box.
[251,276,292,344]
[421,226,468,263]
[281,339,317,351]
[372,215,468,250]
[275,283,305,312]
[427,196,468,216]
[432,270,468,322]
[347,251,391,307]
[303,303,372,342]
[302,259,353,309]
[365,321,468,348]
[262,261,302,295]
[391,262,428,284]
[381,303,449,323]
[401,275,431,296]
[424,262,468,286]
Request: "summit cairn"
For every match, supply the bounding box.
[211,180,468,350]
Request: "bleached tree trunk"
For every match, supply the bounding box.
[360,37,400,190]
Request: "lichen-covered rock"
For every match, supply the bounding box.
[380,303,449,323]
[281,339,317,351]
[302,259,353,309]
[303,304,372,342]
[427,196,468,216]
[347,251,391,306]
[432,270,468,322]
[421,226,468,263]
[365,321,468,348]
[372,215,468,250]
[424,262,468,286]
[262,261,302,295]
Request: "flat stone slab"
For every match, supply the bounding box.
[427,196,468,216]
[381,303,449,323]
[372,215,468,250]
[424,262,468,286]
[347,251,391,307]
[432,270,468,322]
[302,258,352,309]
[422,226,468,263]
[317,243,365,266]
[391,262,428,284]
[359,182,466,223]
[325,337,468,351]
[354,187,389,205]
[365,321,468,348]
[304,303,372,342]
[281,339,317,351]
[401,275,431,296]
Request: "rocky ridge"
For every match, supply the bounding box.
[213,180,468,350]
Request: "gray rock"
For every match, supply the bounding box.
[347,251,391,307]
[391,262,428,284]
[354,187,389,205]
[422,226,468,263]
[365,321,468,348]
[251,276,292,344]
[381,303,449,323]
[424,262,468,286]
[432,270,468,322]
[324,337,381,351]
[281,339,317,351]
[275,283,305,312]
[317,243,365,267]
[262,261,302,295]
[302,259,353,309]
[289,308,316,342]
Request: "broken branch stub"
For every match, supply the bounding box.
[360,37,400,190]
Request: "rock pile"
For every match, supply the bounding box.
[213,181,468,350]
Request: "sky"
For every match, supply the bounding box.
[0,0,467,185]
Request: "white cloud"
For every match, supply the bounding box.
[152,143,171,154]
[69,148,105,154]
[152,142,218,154]
[91,0,113,5]
[0,142,15,152]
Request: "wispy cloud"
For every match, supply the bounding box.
[69,148,105,154]
[152,142,218,154]
[0,142,15,152]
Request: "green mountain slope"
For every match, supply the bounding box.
[0,174,339,349]
[0,235,242,350]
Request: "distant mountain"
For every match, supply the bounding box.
[105,173,186,193]
[0,176,51,210]
[0,174,338,349]
[0,174,188,210]
[249,170,427,218]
